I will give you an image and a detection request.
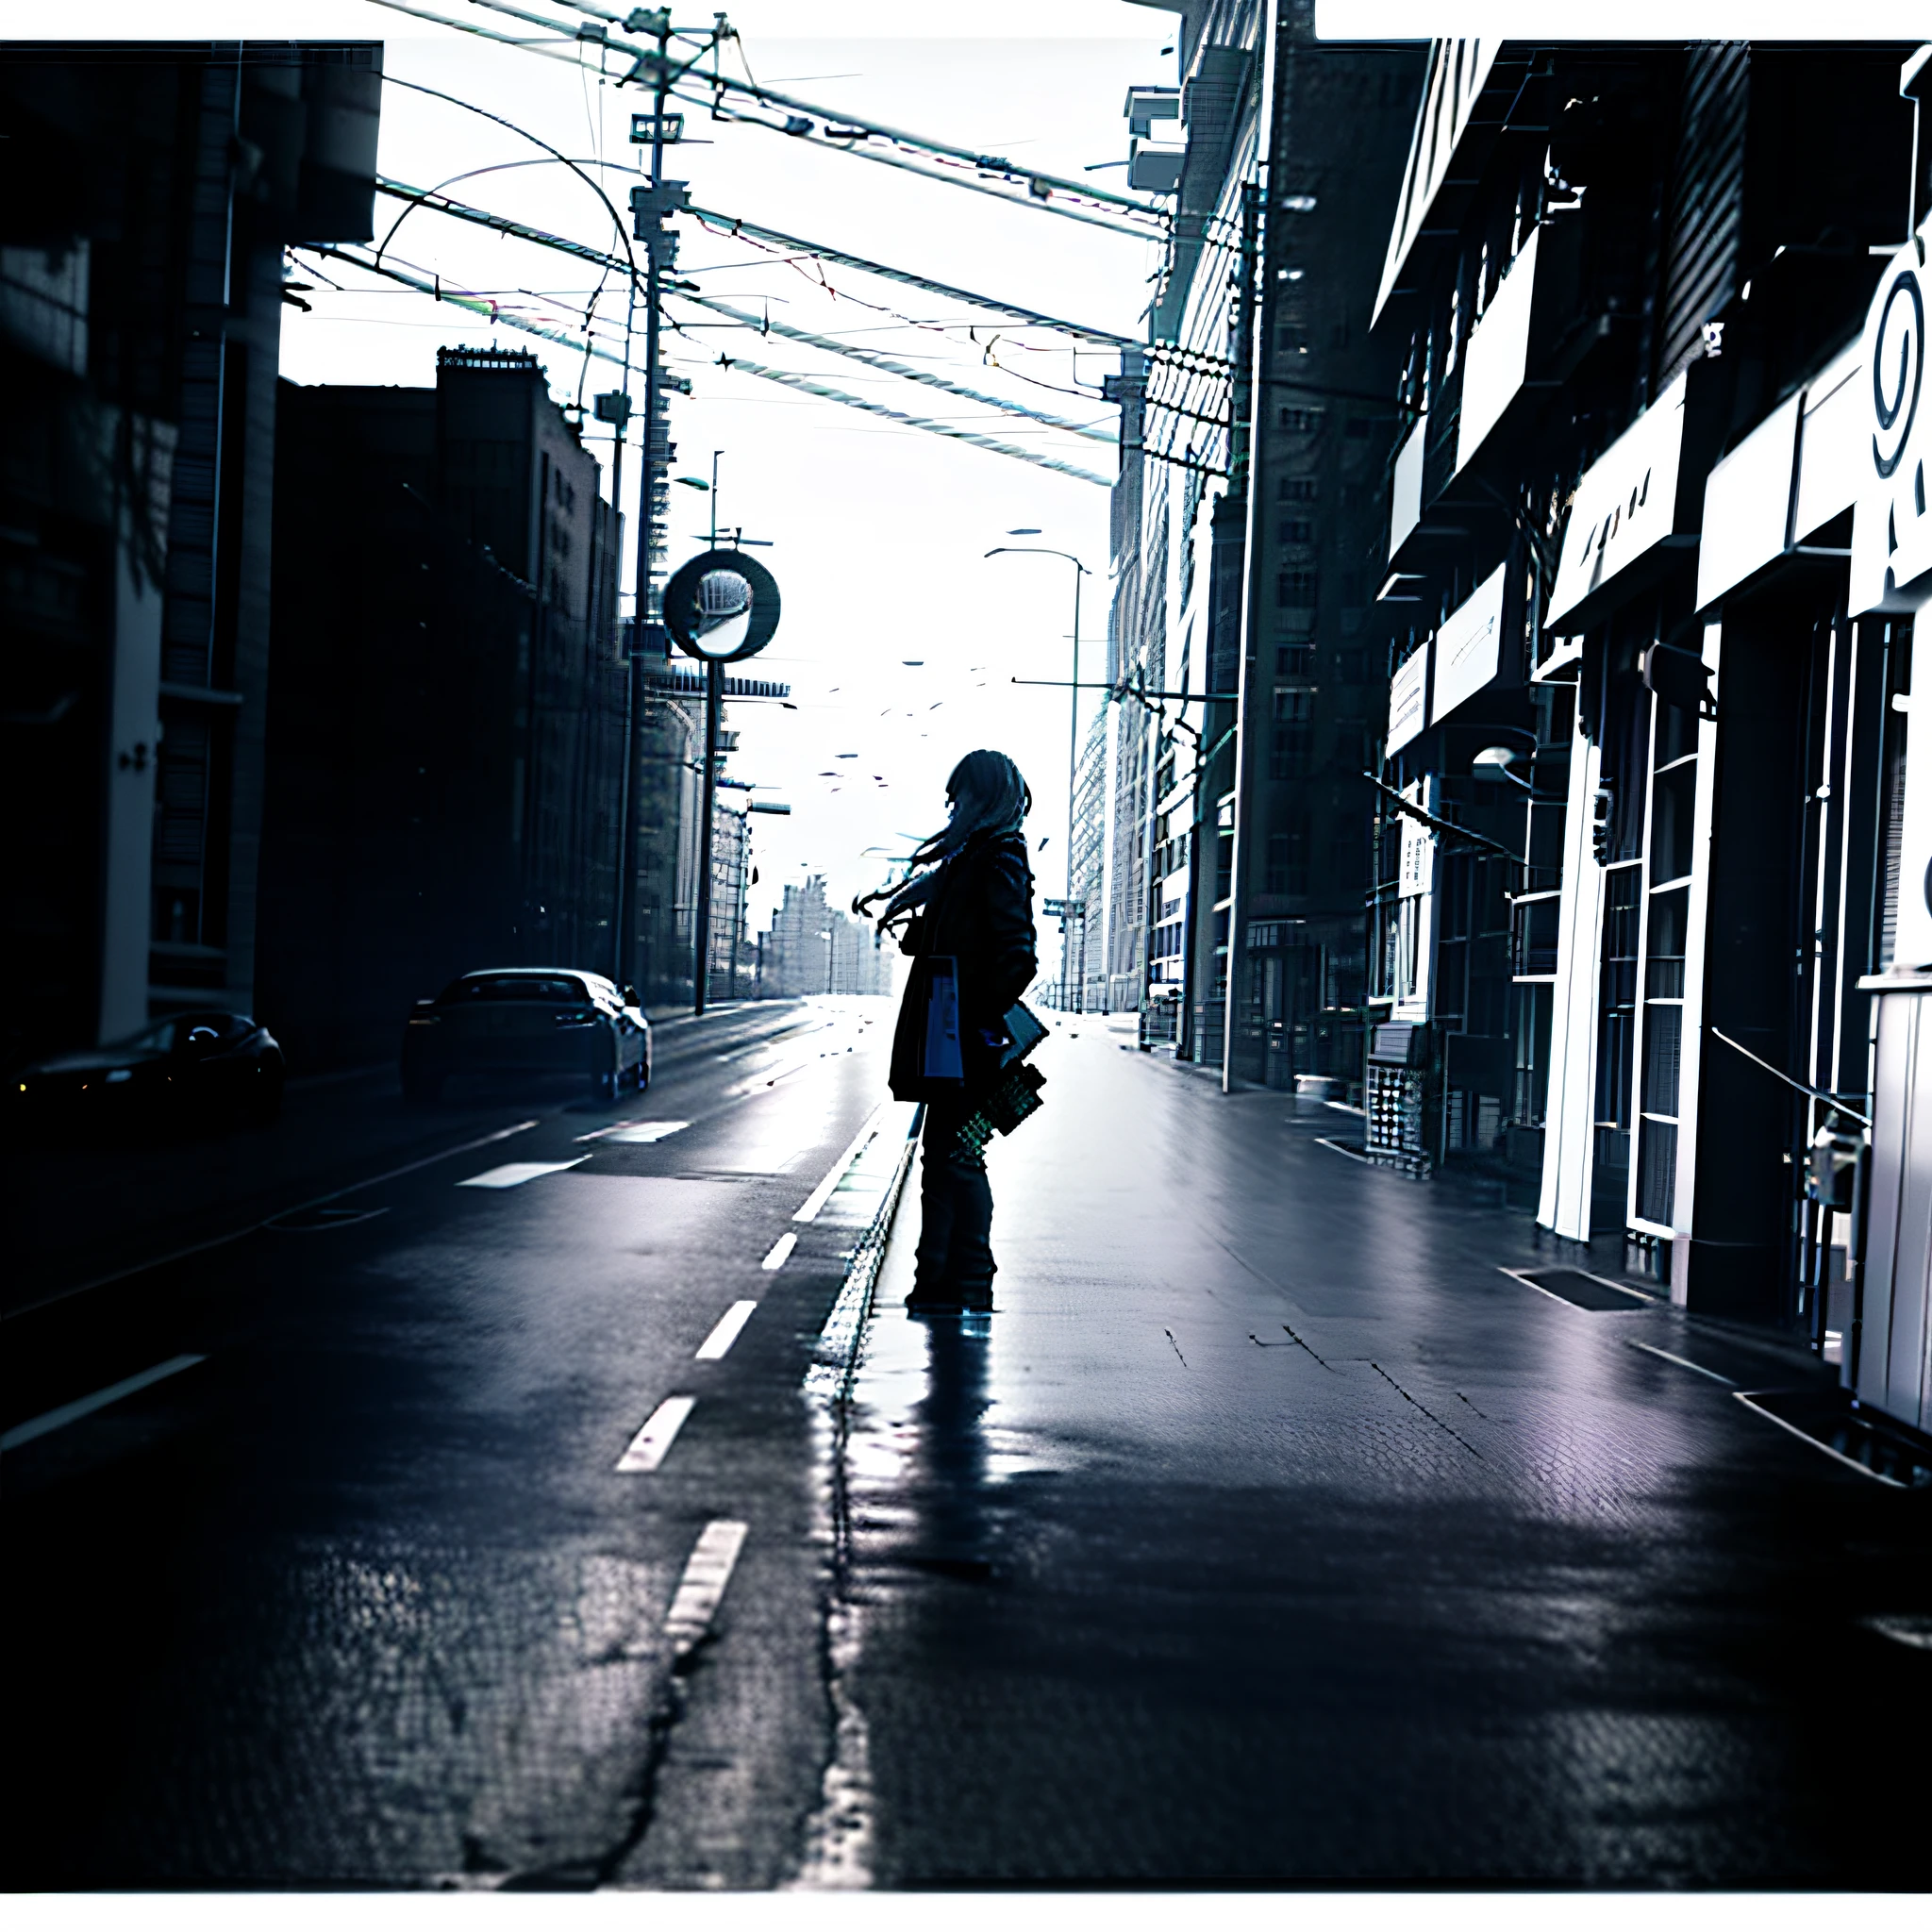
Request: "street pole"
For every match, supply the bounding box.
[694,657,721,1015]
[983,543,1091,1016]
[608,385,632,986]
[1064,560,1081,1015]
[621,13,673,1000]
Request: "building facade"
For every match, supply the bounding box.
[0,41,380,1067]
[1360,37,1924,1363]
[757,874,891,999]
[258,346,629,1068]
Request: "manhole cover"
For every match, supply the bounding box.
[1507,1267,1652,1311]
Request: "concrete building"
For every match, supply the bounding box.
[757,874,891,999]
[0,41,380,1067]
[1359,35,1924,1371]
[258,346,628,1068]
[1096,2,1422,1079]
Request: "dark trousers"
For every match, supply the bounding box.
[913,1099,995,1304]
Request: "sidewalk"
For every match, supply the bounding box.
[827,1026,1929,1885]
[3,998,809,1316]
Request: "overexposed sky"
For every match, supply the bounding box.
[255,3,1177,938]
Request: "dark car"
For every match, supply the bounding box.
[11,1010,285,1132]
[402,969,651,1104]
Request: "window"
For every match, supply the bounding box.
[1278,519,1314,546]
[1276,570,1318,609]
[1276,642,1314,675]
[1279,407,1324,434]
[1273,686,1315,724]
[1270,726,1312,781]
[1266,828,1309,896]
[1278,476,1317,503]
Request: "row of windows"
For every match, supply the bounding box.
[1276,408,1380,438]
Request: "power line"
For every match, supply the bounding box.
[371,176,1117,445]
[669,289,1116,444]
[298,246,1114,489]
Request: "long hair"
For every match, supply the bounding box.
[854,749,1031,933]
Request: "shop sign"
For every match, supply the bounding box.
[1851,238,1932,615]
[1387,640,1428,753]
[1389,411,1425,559]
[1696,391,1802,609]
[1546,364,1696,631]
[1429,561,1507,724]
[1457,226,1540,473]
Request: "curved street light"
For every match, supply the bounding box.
[984,542,1091,1012]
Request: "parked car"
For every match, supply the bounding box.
[402,968,651,1104]
[10,1010,285,1132]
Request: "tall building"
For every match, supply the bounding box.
[0,42,380,1066]
[757,875,891,998]
[1358,35,1924,1373]
[1096,2,1422,1078]
[258,346,628,1066]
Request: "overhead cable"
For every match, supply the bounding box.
[364,0,584,63]
[701,351,1113,488]
[685,207,1141,348]
[299,247,1113,490]
[611,32,1167,224]
[670,290,1116,444]
[371,177,1114,444]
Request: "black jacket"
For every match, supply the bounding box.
[891,828,1037,1094]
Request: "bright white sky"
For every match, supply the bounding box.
[135,0,1184,944]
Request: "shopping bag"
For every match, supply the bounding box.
[922,956,965,1082]
[889,954,968,1098]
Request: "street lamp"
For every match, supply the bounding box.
[985,540,1091,1013]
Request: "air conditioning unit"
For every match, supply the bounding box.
[1128,137,1185,194]
[1124,85,1180,139]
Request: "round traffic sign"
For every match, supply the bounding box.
[662,547,782,663]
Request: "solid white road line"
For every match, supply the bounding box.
[1,1353,207,1454]
[458,1158,589,1189]
[615,1394,696,1473]
[760,1231,798,1272]
[575,1120,691,1145]
[695,1299,758,1361]
[663,1519,749,1657]
[793,1101,889,1223]
[1626,1340,1736,1385]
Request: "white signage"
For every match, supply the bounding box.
[1429,561,1508,724]
[1390,411,1425,558]
[1457,225,1540,473]
[1387,641,1428,753]
[1851,238,1932,616]
[1546,366,1691,628]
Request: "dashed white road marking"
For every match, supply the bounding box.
[695,1300,758,1361]
[575,1120,691,1145]
[793,1102,889,1223]
[663,1519,749,1657]
[1626,1340,1736,1385]
[614,1394,695,1473]
[2,1353,207,1454]
[761,1231,799,1272]
[458,1158,589,1189]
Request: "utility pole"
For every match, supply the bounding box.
[624,8,690,1005]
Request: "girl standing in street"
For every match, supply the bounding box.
[856,750,1038,1312]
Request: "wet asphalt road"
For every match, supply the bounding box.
[4,1005,1929,1890]
[830,1021,1931,1889]
[1,996,902,1889]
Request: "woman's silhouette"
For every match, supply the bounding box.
[857,750,1038,1311]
